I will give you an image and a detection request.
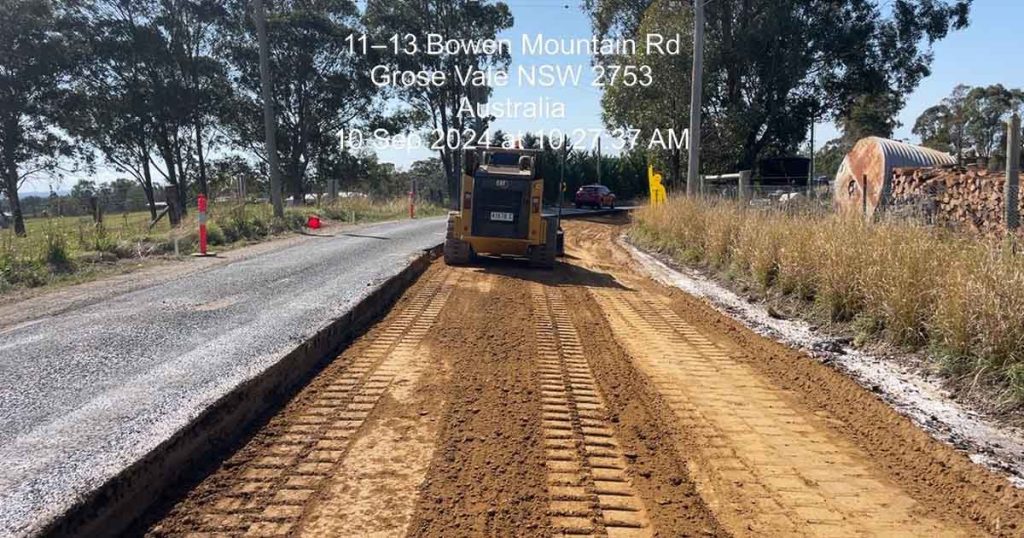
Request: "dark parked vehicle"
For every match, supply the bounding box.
[574,184,616,209]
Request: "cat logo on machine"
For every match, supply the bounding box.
[495,179,510,189]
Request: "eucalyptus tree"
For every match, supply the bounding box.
[0,0,86,236]
[964,84,1024,165]
[363,0,514,206]
[913,84,971,162]
[65,0,163,218]
[65,0,232,218]
[157,0,233,197]
[599,1,691,186]
[913,84,1024,168]
[219,0,380,203]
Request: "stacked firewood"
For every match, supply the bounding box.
[888,166,1022,234]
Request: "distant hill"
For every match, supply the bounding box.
[19,191,69,199]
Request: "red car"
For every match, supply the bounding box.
[574,184,616,209]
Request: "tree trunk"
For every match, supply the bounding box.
[436,98,461,210]
[670,148,682,192]
[289,152,304,204]
[141,154,157,220]
[3,156,26,237]
[158,140,183,216]
[441,150,458,210]
[173,137,188,214]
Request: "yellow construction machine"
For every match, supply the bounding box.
[444,146,562,269]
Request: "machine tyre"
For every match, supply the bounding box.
[529,217,558,269]
[443,213,472,265]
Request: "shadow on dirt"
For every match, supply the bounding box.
[563,212,632,226]
[341,233,392,240]
[467,255,631,291]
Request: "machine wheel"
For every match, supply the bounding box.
[529,217,558,269]
[443,214,472,265]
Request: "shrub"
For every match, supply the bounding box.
[205,222,227,246]
[43,226,74,273]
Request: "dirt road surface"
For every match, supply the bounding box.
[147,216,1023,537]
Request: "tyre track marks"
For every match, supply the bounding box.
[150,270,458,537]
[533,284,652,538]
[590,287,972,537]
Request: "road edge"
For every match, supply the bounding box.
[40,243,444,538]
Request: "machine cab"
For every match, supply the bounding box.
[466,149,539,240]
[446,145,557,268]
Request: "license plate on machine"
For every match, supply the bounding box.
[490,211,514,222]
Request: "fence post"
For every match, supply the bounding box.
[738,170,751,202]
[408,182,416,219]
[1006,113,1021,231]
[862,174,869,223]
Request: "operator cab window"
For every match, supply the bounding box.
[488,152,519,166]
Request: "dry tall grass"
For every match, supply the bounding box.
[630,197,1024,400]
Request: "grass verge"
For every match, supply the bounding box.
[1,197,444,295]
[629,196,1024,406]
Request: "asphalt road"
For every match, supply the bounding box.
[0,217,446,537]
[543,205,636,219]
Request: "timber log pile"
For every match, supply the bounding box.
[888,166,1022,234]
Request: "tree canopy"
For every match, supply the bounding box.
[588,0,971,180]
[364,0,514,206]
[913,84,1024,169]
[0,0,982,236]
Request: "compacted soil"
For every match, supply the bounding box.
[146,216,1023,537]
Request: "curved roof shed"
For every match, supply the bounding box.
[833,137,957,216]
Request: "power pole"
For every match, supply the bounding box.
[558,135,566,228]
[597,137,602,185]
[1006,113,1021,231]
[808,116,815,198]
[686,0,705,196]
[254,0,284,218]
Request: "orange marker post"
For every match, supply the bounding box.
[193,194,216,257]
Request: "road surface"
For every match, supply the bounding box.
[0,217,446,537]
[148,216,1023,538]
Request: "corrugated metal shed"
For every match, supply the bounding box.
[834,137,957,216]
